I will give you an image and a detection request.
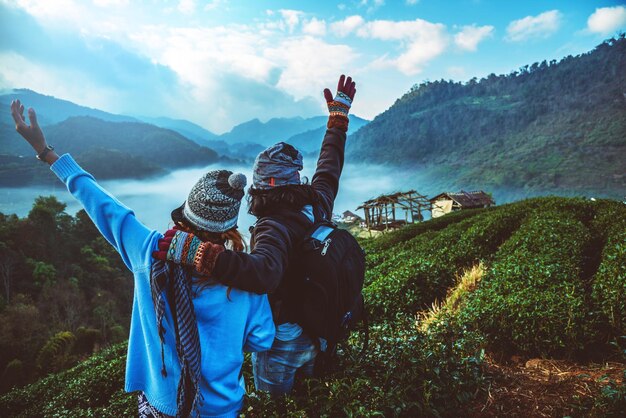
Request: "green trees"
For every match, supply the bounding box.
[0,196,133,393]
[347,35,626,199]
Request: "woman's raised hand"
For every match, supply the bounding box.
[323,74,356,131]
[10,100,58,164]
[323,74,356,105]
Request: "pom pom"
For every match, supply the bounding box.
[228,172,247,190]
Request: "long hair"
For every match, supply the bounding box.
[247,183,318,218]
[175,221,246,299]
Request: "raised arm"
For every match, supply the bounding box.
[152,74,357,292]
[10,100,158,272]
[313,75,356,218]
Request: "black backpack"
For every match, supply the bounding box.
[292,215,368,368]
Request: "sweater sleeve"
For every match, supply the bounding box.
[311,126,346,219]
[243,295,276,352]
[211,217,292,294]
[51,154,159,272]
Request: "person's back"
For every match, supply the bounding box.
[8,100,275,418]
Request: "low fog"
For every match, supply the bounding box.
[0,159,423,239]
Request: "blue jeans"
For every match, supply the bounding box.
[252,332,318,396]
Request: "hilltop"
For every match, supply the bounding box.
[0,116,220,186]
[1,196,624,416]
[348,35,626,200]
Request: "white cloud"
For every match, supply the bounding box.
[302,18,326,36]
[203,0,226,12]
[330,15,365,37]
[356,19,448,75]
[454,25,494,51]
[93,0,129,6]
[360,0,385,11]
[406,0,419,5]
[177,0,196,15]
[264,36,358,101]
[506,10,562,42]
[279,9,304,33]
[587,6,626,35]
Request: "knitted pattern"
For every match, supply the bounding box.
[182,170,246,233]
[195,242,225,276]
[326,90,352,132]
[252,142,304,190]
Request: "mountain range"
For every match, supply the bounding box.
[0,91,368,186]
[347,35,626,200]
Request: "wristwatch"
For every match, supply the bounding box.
[36,145,54,161]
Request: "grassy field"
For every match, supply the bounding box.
[1,197,624,417]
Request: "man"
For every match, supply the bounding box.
[155,74,357,395]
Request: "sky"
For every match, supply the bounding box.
[1,0,625,134]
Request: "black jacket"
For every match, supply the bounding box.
[211,127,346,306]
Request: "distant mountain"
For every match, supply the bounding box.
[215,114,370,158]
[347,35,626,199]
[0,89,136,126]
[0,116,220,186]
[286,115,370,154]
[134,116,218,145]
[217,116,328,147]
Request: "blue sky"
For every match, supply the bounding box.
[1,0,625,133]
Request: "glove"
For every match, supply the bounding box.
[152,229,225,276]
[324,74,356,132]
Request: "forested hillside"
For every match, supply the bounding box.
[1,197,624,416]
[0,197,133,394]
[0,117,220,186]
[348,35,626,199]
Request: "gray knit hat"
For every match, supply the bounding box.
[173,170,247,233]
[252,142,303,189]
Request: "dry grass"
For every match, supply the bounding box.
[471,355,625,417]
[417,263,485,332]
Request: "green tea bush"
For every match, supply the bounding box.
[365,202,528,322]
[458,210,592,356]
[0,342,133,418]
[591,208,626,343]
[361,208,484,269]
[244,318,485,417]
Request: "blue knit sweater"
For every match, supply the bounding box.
[51,154,275,417]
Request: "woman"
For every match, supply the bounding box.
[10,99,275,418]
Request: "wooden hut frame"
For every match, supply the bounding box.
[356,190,432,232]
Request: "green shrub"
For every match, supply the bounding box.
[244,318,485,417]
[0,342,133,418]
[591,210,626,344]
[365,202,528,322]
[458,210,592,356]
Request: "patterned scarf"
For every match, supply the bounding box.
[150,260,203,418]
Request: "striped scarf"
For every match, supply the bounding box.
[150,260,203,418]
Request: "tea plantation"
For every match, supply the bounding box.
[1,197,624,417]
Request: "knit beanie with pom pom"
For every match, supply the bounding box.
[173,170,247,233]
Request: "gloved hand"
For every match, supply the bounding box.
[152,229,225,275]
[323,75,356,131]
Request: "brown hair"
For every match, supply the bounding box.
[175,221,247,300]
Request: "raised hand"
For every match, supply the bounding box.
[323,74,356,105]
[323,75,356,131]
[10,100,58,164]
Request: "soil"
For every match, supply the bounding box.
[469,354,625,417]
